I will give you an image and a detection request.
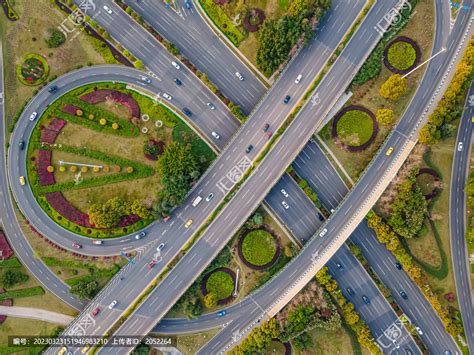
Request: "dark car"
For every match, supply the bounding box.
[284,95,291,104]
[399,290,408,300]
[48,85,58,93]
[263,123,270,132]
[185,0,191,9]
[19,139,25,150]
[246,144,253,153]
[317,213,324,221]
[174,78,182,86]
[346,287,355,296]
[182,108,192,117]
[395,262,402,270]
[362,295,370,304]
[217,310,227,317]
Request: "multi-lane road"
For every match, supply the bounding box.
[450,81,474,353]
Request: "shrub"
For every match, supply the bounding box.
[241,230,276,266]
[379,74,407,101]
[81,166,88,173]
[112,122,119,130]
[204,292,218,308]
[0,287,44,301]
[1,269,29,287]
[76,109,83,116]
[387,40,417,71]
[336,110,374,147]
[376,108,395,126]
[205,271,234,300]
[45,28,66,48]
[46,166,54,173]
[99,118,107,125]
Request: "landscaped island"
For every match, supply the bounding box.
[26,82,214,238]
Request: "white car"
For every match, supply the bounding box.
[415,326,423,335]
[207,102,215,110]
[141,76,151,84]
[319,228,328,238]
[282,201,289,209]
[235,72,244,81]
[157,243,166,252]
[172,61,181,70]
[280,188,288,197]
[29,112,38,121]
[103,5,113,14]
[295,74,302,84]
[211,131,220,140]
[162,93,172,101]
[108,300,117,309]
[206,193,214,202]
[92,240,103,245]
[457,142,463,151]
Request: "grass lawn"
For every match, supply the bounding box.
[416,172,437,196]
[205,271,234,300]
[200,0,290,68]
[318,0,435,180]
[293,326,369,355]
[26,82,214,237]
[264,340,287,354]
[335,110,374,147]
[0,318,62,354]
[174,329,220,355]
[405,137,459,309]
[469,146,474,286]
[0,0,107,133]
[241,229,277,266]
[387,41,417,71]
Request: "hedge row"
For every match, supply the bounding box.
[35,144,155,193]
[0,286,45,301]
[0,257,21,268]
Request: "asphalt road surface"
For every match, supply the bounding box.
[91,1,409,353]
[121,0,267,113]
[42,0,368,352]
[449,81,474,353]
[0,44,86,310]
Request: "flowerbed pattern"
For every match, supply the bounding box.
[0,230,13,259]
[45,192,93,227]
[243,8,265,32]
[80,90,141,119]
[38,150,55,186]
[16,54,49,86]
[40,118,66,144]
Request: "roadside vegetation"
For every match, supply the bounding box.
[25,82,214,238]
[199,0,331,76]
[166,209,293,319]
[319,0,432,180]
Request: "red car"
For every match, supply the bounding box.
[265,131,273,140]
[147,260,157,269]
[91,308,100,317]
[72,243,82,249]
[163,215,172,222]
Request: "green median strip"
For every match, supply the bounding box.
[94,0,376,346]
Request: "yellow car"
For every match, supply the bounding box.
[184,219,193,228]
[19,176,26,186]
[81,345,90,353]
[58,347,67,355]
[471,116,474,123]
[385,147,394,156]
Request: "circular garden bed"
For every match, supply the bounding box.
[16,54,49,86]
[201,267,236,305]
[332,105,378,152]
[24,82,215,239]
[243,8,266,32]
[238,228,280,270]
[416,168,441,200]
[383,36,421,74]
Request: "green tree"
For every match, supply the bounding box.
[388,169,428,238]
[1,270,29,288]
[89,197,128,228]
[70,280,99,300]
[204,292,218,308]
[292,332,313,350]
[376,108,395,125]
[379,74,407,101]
[45,28,66,48]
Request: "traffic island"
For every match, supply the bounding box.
[238,228,280,270]
[201,267,236,305]
[383,36,421,74]
[332,105,378,152]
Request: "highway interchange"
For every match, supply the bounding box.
[0,0,472,354]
